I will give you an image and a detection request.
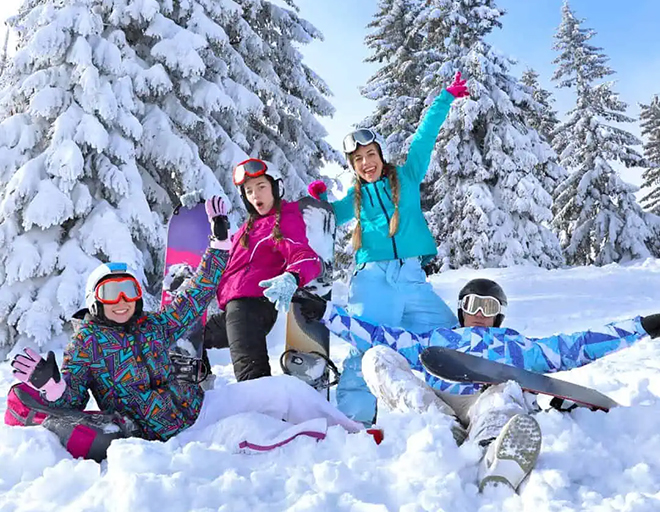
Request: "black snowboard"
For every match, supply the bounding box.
[420,347,619,412]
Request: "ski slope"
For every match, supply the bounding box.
[1,260,660,511]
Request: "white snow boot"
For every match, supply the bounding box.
[362,345,467,444]
[478,413,542,492]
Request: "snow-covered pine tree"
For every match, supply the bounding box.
[224,0,342,201]
[0,0,249,350]
[551,1,655,265]
[520,68,560,146]
[416,0,563,270]
[360,0,425,167]
[639,95,660,214]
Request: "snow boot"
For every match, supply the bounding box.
[478,413,542,492]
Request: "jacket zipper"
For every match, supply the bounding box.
[373,183,399,259]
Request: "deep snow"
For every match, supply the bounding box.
[2,260,660,512]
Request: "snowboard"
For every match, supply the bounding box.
[282,197,338,396]
[420,346,619,412]
[162,202,213,384]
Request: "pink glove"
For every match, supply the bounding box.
[11,348,66,401]
[205,196,231,251]
[446,71,469,99]
[308,180,327,201]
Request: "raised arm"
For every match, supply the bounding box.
[400,72,468,183]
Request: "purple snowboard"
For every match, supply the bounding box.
[161,203,213,381]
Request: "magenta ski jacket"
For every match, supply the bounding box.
[217,200,322,309]
[50,249,228,441]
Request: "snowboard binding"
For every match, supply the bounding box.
[280,349,340,393]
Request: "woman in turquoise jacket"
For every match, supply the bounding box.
[307,72,470,424]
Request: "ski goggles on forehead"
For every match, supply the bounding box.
[342,129,377,154]
[95,277,142,304]
[233,158,268,186]
[459,294,504,317]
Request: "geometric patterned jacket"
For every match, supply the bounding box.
[50,249,228,441]
[321,304,650,395]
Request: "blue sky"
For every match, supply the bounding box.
[2,1,658,188]
[285,0,660,189]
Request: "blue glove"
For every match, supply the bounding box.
[259,272,298,312]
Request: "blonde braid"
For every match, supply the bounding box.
[351,177,363,251]
[386,164,400,237]
[240,214,257,249]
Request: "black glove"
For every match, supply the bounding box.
[641,314,660,338]
[291,290,327,322]
[211,215,229,241]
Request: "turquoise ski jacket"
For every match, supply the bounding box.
[331,90,455,264]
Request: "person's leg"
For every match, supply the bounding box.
[226,298,278,381]
[337,262,404,425]
[399,259,457,332]
[463,382,542,492]
[362,345,466,444]
[203,312,229,350]
[193,376,362,433]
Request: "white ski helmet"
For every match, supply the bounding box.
[342,128,389,167]
[85,262,143,320]
[233,158,284,212]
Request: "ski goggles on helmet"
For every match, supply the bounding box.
[94,277,143,304]
[233,158,268,186]
[459,294,504,317]
[342,128,378,154]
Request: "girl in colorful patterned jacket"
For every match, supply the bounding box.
[202,158,323,382]
[306,72,470,425]
[9,197,360,459]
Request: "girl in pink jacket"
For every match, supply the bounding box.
[204,158,322,381]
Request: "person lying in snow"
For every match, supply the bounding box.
[292,279,660,491]
[7,197,361,462]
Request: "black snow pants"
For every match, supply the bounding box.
[203,297,278,381]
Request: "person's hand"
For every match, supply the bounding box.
[291,290,328,322]
[446,71,469,99]
[308,180,328,201]
[641,314,660,338]
[11,348,66,401]
[259,272,299,312]
[205,196,231,250]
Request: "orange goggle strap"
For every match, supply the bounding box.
[233,158,268,186]
[94,276,143,304]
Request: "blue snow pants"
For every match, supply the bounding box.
[336,258,458,425]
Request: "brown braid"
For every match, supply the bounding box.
[239,213,257,249]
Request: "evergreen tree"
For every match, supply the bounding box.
[520,68,559,145]
[416,0,563,270]
[551,1,655,265]
[360,0,425,166]
[0,0,337,349]
[640,95,660,214]
[225,0,342,199]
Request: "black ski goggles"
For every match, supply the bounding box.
[233,158,268,186]
[459,294,504,317]
[342,129,378,154]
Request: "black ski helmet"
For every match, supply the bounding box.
[457,278,507,327]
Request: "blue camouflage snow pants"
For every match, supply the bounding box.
[336,258,458,425]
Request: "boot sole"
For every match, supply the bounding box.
[479,414,542,492]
